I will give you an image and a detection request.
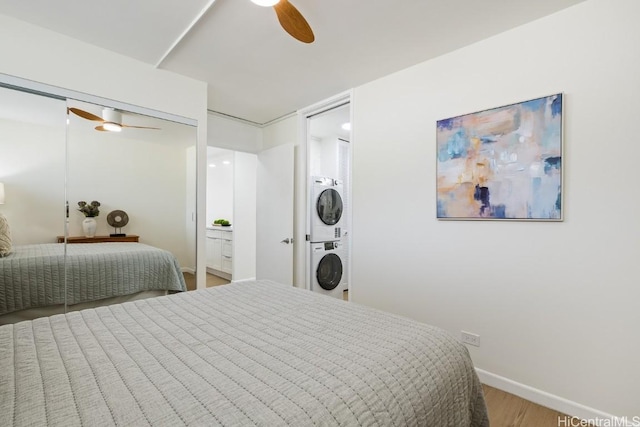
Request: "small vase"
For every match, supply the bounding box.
[82,217,97,237]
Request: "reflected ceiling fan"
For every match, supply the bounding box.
[67,107,160,132]
[251,0,315,43]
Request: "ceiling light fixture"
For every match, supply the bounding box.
[251,0,280,6]
[209,164,216,168]
[341,122,351,131]
[102,122,122,132]
[223,160,231,165]
[68,107,160,132]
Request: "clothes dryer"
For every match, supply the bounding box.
[311,176,344,242]
[310,241,347,298]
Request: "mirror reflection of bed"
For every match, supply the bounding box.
[0,87,197,324]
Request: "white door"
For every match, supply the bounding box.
[256,144,295,285]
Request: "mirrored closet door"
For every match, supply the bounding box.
[0,86,67,324]
[0,84,197,325]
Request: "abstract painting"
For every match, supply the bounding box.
[436,93,563,220]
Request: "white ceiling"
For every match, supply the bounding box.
[0,0,586,124]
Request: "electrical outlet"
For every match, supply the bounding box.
[461,331,480,347]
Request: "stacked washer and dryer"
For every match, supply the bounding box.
[310,176,347,299]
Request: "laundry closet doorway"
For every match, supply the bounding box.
[300,93,352,299]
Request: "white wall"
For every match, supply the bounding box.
[351,0,639,419]
[208,114,262,153]
[0,13,208,285]
[262,116,297,151]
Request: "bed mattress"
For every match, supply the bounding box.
[0,280,488,426]
[0,242,186,316]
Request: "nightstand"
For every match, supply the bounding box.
[56,235,140,243]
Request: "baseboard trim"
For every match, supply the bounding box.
[181,267,195,274]
[205,267,231,281]
[231,277,256,283]
[476,368,623,427]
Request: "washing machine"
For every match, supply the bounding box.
[311,176,344,242]
[310,241,347,298]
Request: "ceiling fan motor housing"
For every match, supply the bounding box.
[102,108,122,124]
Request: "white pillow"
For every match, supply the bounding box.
[0,213,12,257]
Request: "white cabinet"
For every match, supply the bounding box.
[221,240,232,273]
[206,228,233,278]
[206,235,222,271]
[205,233,217,269]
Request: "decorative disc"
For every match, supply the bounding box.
[107,210,129,228]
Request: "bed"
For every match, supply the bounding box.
[0,279,488,426]
[0,242,186,324]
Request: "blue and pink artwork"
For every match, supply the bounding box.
[436,94,563,220]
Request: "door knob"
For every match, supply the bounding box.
[280,238,293,244]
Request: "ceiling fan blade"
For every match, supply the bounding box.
[95,125,108,131]
[121,124,161,130]
[273,0,314,44]
[68,107,104,122]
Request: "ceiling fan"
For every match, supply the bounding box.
[68,107,160,132]
[251,0,315,43]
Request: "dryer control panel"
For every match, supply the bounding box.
[324,241,341,250]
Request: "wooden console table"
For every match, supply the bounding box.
[56,235,140,244]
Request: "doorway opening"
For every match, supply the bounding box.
[202,147,234,288]
[299,91,352,300]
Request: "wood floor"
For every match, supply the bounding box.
[483,384,583,427]
[182,272,230,291]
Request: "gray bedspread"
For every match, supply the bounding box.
[0,280,488,426]
[0,243,186,315]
